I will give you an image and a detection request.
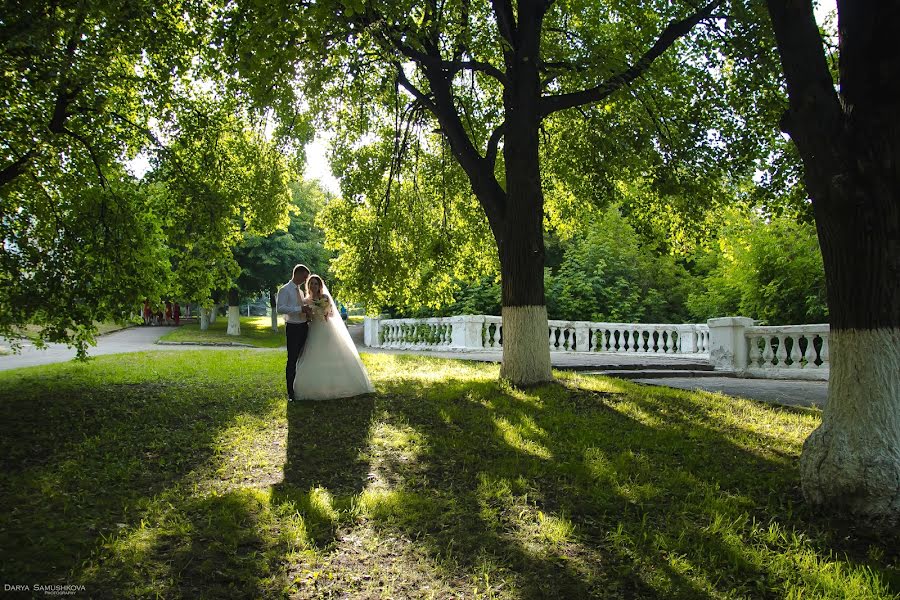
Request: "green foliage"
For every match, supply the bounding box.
[151,97,294,305]
[0,1,300,352]
[688,210,828,324]
[234,180,330,299]
[0,176,172,354]
[546,206,696,323]
[211,0,795,319]
[319,170,498,313]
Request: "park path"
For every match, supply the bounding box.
[0,325,271,372]
[0,324,827,408]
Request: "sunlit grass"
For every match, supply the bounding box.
[0,351,896,598]
[158,315,285,347]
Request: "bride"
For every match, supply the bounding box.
[293,275,374,400]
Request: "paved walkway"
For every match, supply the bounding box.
[0,326,270,372]
[0,326,827,408]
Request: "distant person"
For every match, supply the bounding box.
[142,299,151,326]
[340,303,348,321]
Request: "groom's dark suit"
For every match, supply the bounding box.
[276,280,309,400]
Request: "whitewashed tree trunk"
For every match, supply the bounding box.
[200,307,210,331]
[800,329,900,526]
[499,305,553,385]
[269,289,279,331]
[226,305,241,336]
[209,305,218,324]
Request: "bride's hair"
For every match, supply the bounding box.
[306,274,325,298]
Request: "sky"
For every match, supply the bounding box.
[304,134,340,194]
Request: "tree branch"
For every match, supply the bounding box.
[61,127,108,188]
[0,151,34,188]
[445,59,509,86]
[540,0,724,117]
[395,63,438,114]
[490,0,517,47]
[485,121,505,170]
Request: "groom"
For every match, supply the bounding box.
[276,264,310,402]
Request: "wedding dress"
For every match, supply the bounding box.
[292,285,374,400]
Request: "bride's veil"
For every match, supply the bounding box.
[318,280,371,367]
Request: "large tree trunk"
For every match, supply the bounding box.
[799,153,900,527]
[200,307,210,331]
[226,288,241,336]
[766,0,900,527]
[269,288,279,331]
[496,5,552,386]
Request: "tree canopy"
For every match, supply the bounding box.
[0,0,302,353]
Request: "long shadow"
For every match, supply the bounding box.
[386,378,724,598]
[0,352,283,585]
[368,372,896,598]
[271,395,376,547]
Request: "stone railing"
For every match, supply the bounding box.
[365,315,710,357]
[364,314,831,380]
[707,317,830,380]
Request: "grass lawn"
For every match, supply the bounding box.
[159,315,285,348]
[0,352,896,599]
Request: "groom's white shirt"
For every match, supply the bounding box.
[276,280,308,324]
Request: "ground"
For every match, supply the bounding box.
[0,351,896,599]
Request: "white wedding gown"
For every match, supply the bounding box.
[293,295,374,400]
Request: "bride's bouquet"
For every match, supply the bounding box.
[307,296,332,321]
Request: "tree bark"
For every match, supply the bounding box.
[269,288,279,331]
[226,288,241,336]
[766,0,900,527]
[495,2,552,385]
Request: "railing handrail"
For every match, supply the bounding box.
[745,324,829,335]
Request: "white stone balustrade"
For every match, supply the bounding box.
[363,314,829,381]
[365,315,711,357]
[744,324,830,380]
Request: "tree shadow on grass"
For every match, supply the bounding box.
[364,372,896,599]
[0,352,283,587]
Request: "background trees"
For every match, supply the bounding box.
[218,0,790,383]
[234,180,331,330]
[0,1,301,352]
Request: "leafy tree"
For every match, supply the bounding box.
[148,96,294,336]
[687,210,827,325]
[0,0,300,351]
[234,180,331,329]
[763,0,900,526]
[546,206,696,323]
[218,0,787,384]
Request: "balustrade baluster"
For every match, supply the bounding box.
[775,335,789,367]
[818,334,829,367]
[790,335,803,368]
[762,336,775,366]
[748,335,761,367]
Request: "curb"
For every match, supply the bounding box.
[155,341,258,348]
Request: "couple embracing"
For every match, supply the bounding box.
[276,264,374,402]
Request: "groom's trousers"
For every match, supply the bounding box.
[286,322,309,398]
